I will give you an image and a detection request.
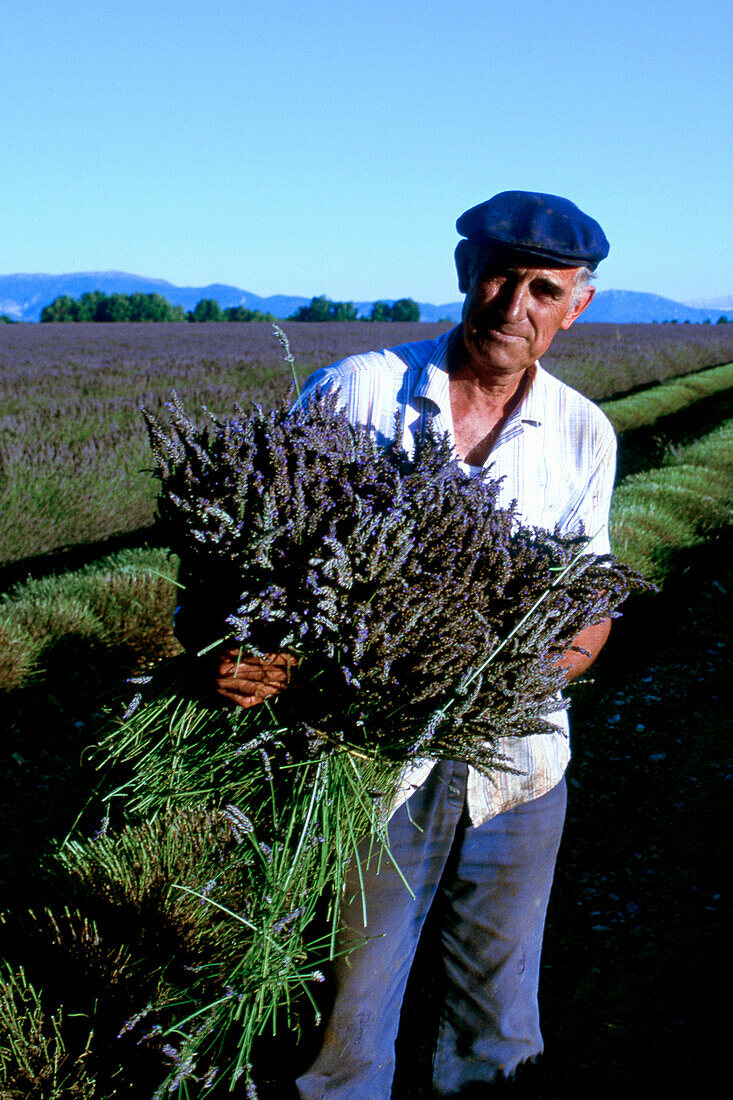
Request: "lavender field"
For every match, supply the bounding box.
[2,321,733,567]
[1,321,731,1098]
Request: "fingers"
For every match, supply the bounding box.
[215,674,287,698]
[219,650,298,676]
[216,683,277,708]
[215,649,300,709]
[217,663,292,686]
[215,677,282,708]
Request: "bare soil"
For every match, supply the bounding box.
[388,534,731,1098]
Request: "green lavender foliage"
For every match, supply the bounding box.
[1,807,269,1097]
[0,548,179,692]
[145,390,648,771]
[93,689,400,1096]
[0,963,96,1098]
[600,360,733,433]
[610,418,733,578]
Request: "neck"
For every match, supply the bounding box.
[447,330,533,465]
[447,327,533,403]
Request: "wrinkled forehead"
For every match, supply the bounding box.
[455,235,588,295]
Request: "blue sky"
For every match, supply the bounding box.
[2,0,731,303]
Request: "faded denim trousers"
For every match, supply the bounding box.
[296,760,567,1099]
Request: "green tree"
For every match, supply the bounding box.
[330,300,358,322]
[95,293,132,322]
[717,315,729,324]
[40,295,79,322]
[289,295,334,322]
[369,298,420,322]
[369,301,393,322]
[224,306,276,322]
[39,289,184,322]
[290,296,359,322]
[129,292,181,322]
[390,298,420,322]
[0,314,17,323]
[188,298,224,322]
[75,290,106,321]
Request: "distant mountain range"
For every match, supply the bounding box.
[580,290,732,324]
[1,271,731,325]
[685,295,733,311]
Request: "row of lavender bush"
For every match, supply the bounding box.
[2,322,733,567]
[2,414,732,697]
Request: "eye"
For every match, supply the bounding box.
[478,265,505,285]
[534,281,564,300]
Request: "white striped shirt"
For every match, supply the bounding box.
[298,327,617,825]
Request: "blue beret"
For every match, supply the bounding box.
[456,190,609,271]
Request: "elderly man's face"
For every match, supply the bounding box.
[461,259,594,377]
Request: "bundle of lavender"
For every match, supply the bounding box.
[95,384,647,1094]
[145,389,642,760]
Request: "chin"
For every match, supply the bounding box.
[465,331,531,374]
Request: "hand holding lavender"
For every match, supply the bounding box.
[215,648,300,708]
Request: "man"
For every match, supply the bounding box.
[216,191,615,1097]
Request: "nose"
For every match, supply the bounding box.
[497,280,528,322]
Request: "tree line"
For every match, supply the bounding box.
[289,295,420,322]
[662,316,730,324]
[39,291,276,324]
[39,291,423,323]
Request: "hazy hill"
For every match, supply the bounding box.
[581,289,732,324]
[0,272,730,324]
[685,295,733,311]
[0,272,298,323]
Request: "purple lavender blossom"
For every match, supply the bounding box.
[145,390,649,772]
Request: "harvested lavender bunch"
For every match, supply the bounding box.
[144,389,648,773]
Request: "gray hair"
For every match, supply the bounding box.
[569,266,594,309]
[455,238,594,314]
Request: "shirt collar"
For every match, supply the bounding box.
[413,328,454,428]
[513,361,546,430]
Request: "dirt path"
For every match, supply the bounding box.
[387,534,731,1099]
[535,535,730,1097]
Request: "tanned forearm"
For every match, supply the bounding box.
[554,618,612,684]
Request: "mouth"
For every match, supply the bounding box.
[484,327,524,343]
[470,320,526,344]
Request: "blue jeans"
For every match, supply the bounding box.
[296,761,567,1099]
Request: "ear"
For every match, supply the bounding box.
[454,240,472,294]
[560,285,595,330]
